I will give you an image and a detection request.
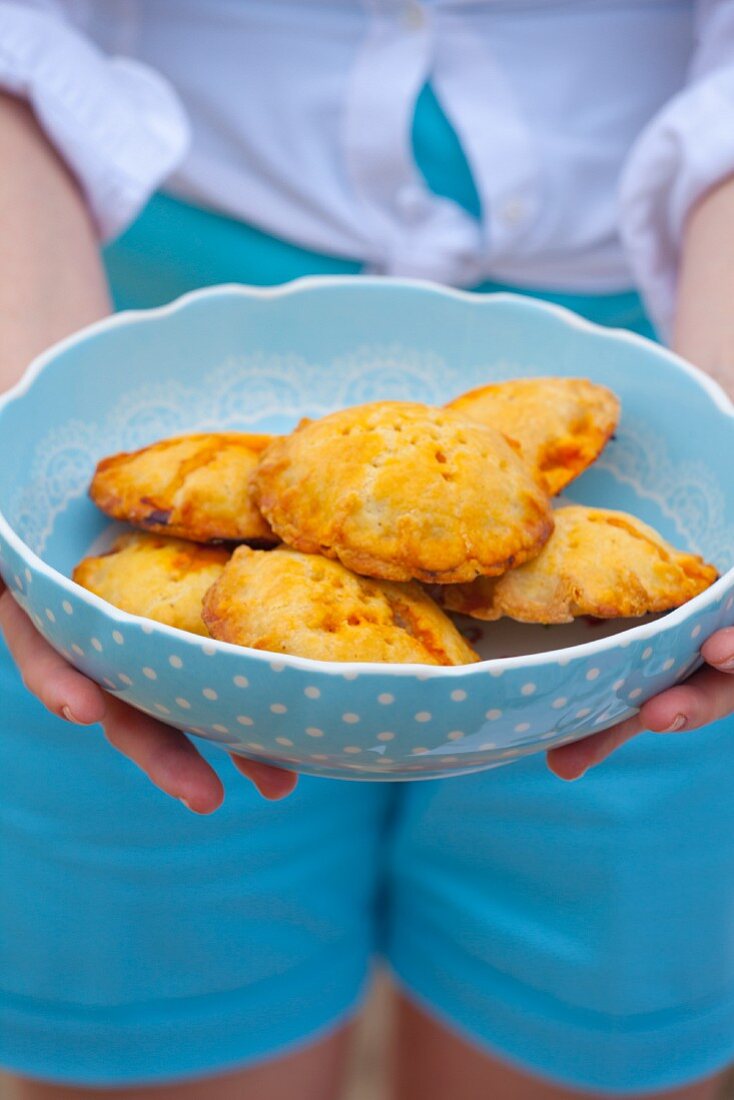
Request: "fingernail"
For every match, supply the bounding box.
[256,777,294,801]
[179,797,195,812]
[663,714,687,732]
[61,705,83,725]
[714,656,734,671]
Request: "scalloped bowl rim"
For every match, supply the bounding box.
[0,276,732,680]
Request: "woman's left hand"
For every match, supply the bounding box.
[548,627,734,779]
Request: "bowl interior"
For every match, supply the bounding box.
[1,281,732,668]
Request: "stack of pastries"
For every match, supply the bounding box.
[74,378,718,665]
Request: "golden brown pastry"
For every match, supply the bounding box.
[90,433,276,543]
[445,378,620,496]
[202,545,479,664]
[251,401,553,584]
[440,505,718,623]
[73,532,231,636]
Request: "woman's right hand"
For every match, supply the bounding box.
[0,577,297,809]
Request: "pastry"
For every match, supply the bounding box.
[90,432,276,543]
[73,532,230,635]
[251,401,553,584]
[440,505,718,623]
[203,545,479,664]
[446,377,619,495]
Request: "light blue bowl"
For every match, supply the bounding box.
[0,279,732,780]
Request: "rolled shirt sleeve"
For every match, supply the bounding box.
[0,0,190,239]
[619,0,734,337]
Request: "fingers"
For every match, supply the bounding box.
[0,589,224,813]
[638,664,734,733]
[701,626,734,672]
[230,754,298,800]
[547,711,645,781]
[102,693,225,814]
[0,587,297,809]
[0,588,106,724]
[548,658,734,781]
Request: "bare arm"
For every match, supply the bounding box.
[549,174,734,779]
[673,172,734,397]
[0,93,109,387]
[0,94,294,807]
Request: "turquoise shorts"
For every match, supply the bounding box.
[2,88,733,1095]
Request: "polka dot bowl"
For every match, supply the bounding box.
[0,279,733,780]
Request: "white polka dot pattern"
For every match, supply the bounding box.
[2,279,732,783]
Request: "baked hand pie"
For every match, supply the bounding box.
[90,432,276,543]
[439,505,718,623]
[251,401,553,584]
[73,532,231,636]
[202,545,479,664]
[445,378,620,496]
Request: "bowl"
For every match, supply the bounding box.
[0,278,732,781]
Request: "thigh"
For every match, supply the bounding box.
[2,1025,351,1100]
[392,993,725,1100]
[0,640,389,1086]
[385,719,734,1095]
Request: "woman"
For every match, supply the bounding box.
[1,2,734,1098]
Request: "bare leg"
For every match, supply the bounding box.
[393,991,726,1100]
[2,1021,353,1100]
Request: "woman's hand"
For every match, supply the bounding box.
[549,173,734,780]
[547,628,734,779]
[0,579,296,808]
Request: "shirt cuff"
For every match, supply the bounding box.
[619,64,734,338]
[0,2,190,240]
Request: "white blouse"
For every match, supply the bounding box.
[2,0,734,333]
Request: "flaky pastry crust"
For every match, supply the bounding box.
[73,532,230,635]
[446,378,620,496]
[90,433,276,543]
[251,402,553,583]
[202,545,479,664]
[440,505,718,623]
